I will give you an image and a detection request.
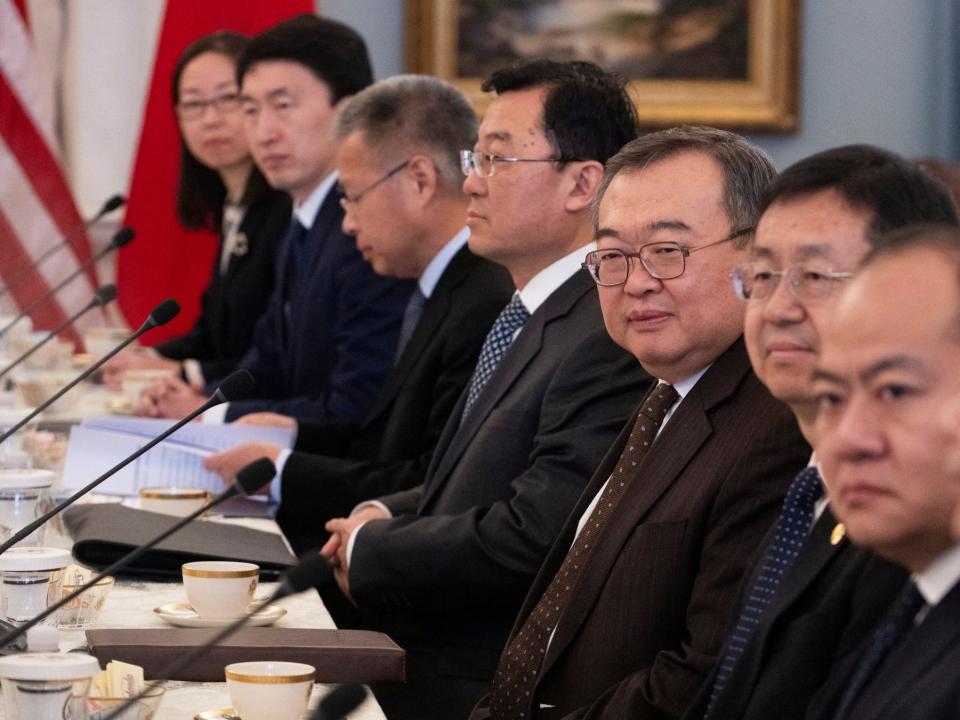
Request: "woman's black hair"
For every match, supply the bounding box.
[172,31,272,230]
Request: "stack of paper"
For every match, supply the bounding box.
[61,417,294,495]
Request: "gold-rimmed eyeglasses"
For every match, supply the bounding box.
[583,228,754,286]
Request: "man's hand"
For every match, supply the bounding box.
[321,506,390,603]
[102,349,179,391]
[234,412,297,429]
[204,442,281,487]
[134,376,206,419]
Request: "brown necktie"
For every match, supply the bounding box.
[488,383,679,719]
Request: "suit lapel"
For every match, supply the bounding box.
[420,272,593,511]
[542,340,751,675]
[363,248,471,425]
[852,580,960,718]
[728,504,845,705]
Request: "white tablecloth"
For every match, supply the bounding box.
[2,507,388,719]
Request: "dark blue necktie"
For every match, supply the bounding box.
[394,287,427,363]
[460,295,529,421]
[832,581,925,720]
[282,219,309,336]
[705,466,824,715]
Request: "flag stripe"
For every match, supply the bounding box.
[0,206,74,339]
[0,70,95,282]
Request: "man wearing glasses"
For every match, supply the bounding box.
[201,74,513,557]
[319,59,651,720]
[471,126,810,720]
[686,145,957,720]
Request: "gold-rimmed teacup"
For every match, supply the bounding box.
[139,486,212,517]
[181,561,258,620]
[225,661,315,720]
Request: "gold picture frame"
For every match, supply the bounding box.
[406,0,800,132]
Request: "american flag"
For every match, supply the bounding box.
[0,0,98,344]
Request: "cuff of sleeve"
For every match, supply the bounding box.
[203,403,229,425]
[346,520,372,568]
[182,359,205,388]
[350,500,392,518]
[271,448,293,503]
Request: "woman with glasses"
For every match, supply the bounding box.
[106,31,290,391]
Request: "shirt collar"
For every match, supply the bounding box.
[419,227,470,299]
[292,170,339,230]
[914,542,960,606]
[517,242,595,316]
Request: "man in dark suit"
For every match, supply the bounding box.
[472,127,811,720]
[319,61,652,720]
[805,224,960,720]
[140,15,412,423]
[201,75,513,552]
[687,147,958,720]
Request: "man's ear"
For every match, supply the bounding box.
[564,161,604,213]
[408,155,440,207]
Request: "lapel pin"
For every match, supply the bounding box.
[232,233,249,257]
[830,522,846,546]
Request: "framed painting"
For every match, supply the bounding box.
[406,0,799,132]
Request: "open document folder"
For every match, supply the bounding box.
[61,416,295,495]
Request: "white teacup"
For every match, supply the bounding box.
[82,326,129,358]
[181,561,258,620]
[139,486,211,517]
[122,369,172,406]
[225,661,315,720]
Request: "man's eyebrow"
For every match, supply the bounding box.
[594,227,621,242]
[860,354,926,383]
[811,367,845,385]
[648,220,691,233]
[481,131,511,144]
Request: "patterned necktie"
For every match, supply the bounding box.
[488,383,680,719]
[394,287,427,363]
[832,581,925,720]
[460,295,529,421]
[705,466,824,715]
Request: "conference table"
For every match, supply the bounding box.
[43,512,389,720]
[0,383,388,719]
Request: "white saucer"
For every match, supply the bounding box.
[195,709,240,720]
[153,601,286,628]
[107,395,133,415]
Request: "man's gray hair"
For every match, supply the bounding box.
[593,126,776,246]
[336,74,477,190]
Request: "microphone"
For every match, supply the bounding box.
[0,368,253,555]
[0,194,126,300]
[0,227,135,339]
[0,458,275,650]
[309,684,368,720]
[101,550,329,720]
[0,285,117,382]
[0,298,180,447]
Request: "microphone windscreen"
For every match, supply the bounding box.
[99,194,126,216]
[235,458,275,496]
[94,284,118,306]
[282,551,328,596]
[315,684,367,720]
[110,227,136,249]
[214,369,254,402]
[147,299,180,328]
